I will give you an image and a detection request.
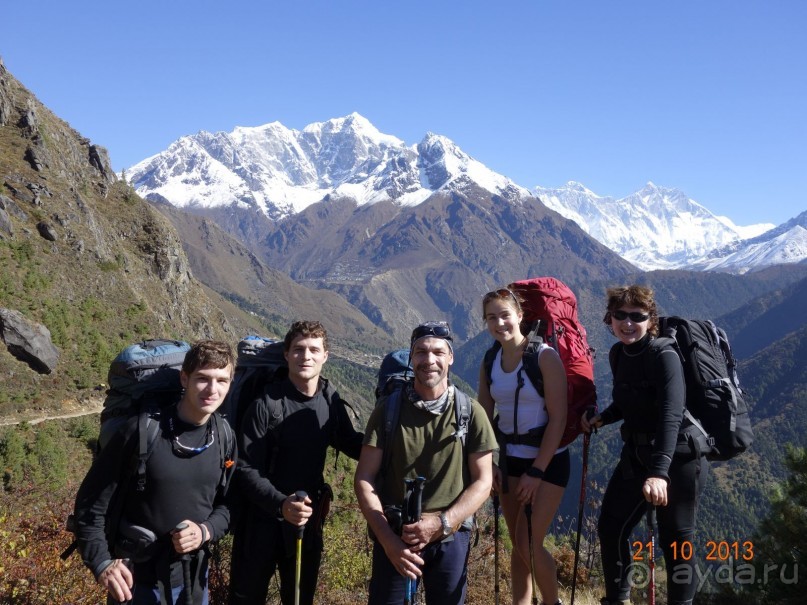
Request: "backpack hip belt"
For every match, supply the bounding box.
[620,425,654,446]
[496,424,547,448]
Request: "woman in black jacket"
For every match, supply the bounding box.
[582,285,709,605]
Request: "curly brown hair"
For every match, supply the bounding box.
[283,320,329,352]
[603,285,659,336]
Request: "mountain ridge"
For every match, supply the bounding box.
[534,180,782,271]
[126,114,804,274]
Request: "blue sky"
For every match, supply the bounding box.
[3,1,805,226]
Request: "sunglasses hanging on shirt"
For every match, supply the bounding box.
[169,416,215,457]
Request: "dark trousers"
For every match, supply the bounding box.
[117,581,208,605]
[229,513,323,605]
[368,529,471,605]
[111,550,209,605]
[598,451,709,605]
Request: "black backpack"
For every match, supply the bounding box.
[657,317,753,461]
[99,339,190,450]
[220,335,287,431]
[376,349,412,399]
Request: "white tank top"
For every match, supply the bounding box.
[489,344,566,458]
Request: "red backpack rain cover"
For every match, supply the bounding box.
[510,277,597,447]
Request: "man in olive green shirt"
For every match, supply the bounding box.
[354,321,497,605]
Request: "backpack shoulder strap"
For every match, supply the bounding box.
[453,388,472,447]
[213,413,236,491]
[656,317,686,363]
[322,377,358,421]
[262,392,286,476]
[485,330,545,396]
[650,335,683,368]
[320,378,356,468]
[521,329,545,398]
[483,341,501,386]
[380,389,403,475]
[135,406,162,492]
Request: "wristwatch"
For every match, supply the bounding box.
[439,512,453,537]
[525,466,545,479]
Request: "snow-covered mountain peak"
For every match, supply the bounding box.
[127,115,528,218]
[534,181,792,271]
[301,112,403,148]
[689,224,807,273]
[562,181,597,196]
[124,114,803,274]
[416,132,524,196]
[631,181,695,211]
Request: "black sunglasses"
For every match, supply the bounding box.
[611,310,650,322]
[410,322,452,345]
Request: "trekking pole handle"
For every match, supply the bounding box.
[403,479,416,525]
[175,523,194,605]
[174,522,192,552]
[413,476,426,522]
[295,491,308,538]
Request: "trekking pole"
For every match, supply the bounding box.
[410,476,426,605]
[570,432,591,605]
[493,493,500,605]
[294,490,308,605]
[524,504,539,605]
[647,505,656,605]
[174,523,193,605]
[402,479,416,605]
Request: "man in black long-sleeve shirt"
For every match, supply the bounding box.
[74,340,236,605]
[229,320,364,605]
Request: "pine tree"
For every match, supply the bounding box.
[754,445,806,604]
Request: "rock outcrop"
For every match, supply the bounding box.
[0,308,60,374]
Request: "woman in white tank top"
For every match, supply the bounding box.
[477,288,570,605]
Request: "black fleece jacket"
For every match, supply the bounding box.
[599,334,686,481]
[236,377,363,517]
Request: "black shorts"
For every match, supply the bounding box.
[506,449,570,488]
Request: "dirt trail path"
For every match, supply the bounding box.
[0,398,104,427]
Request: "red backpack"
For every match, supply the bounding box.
[484,277,597,447]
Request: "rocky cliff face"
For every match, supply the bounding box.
[0,61,238,416]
